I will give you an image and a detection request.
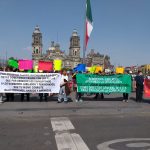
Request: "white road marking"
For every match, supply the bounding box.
[126,142,150,147]
[55,133,89,150]
[97,138,150,150]
[55,133,77,150]
[51,117,75,132]
[71,133,90,150]
[51,117,90,150]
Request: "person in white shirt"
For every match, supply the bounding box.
[58,70,69,103]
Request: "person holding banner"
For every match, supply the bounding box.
[94,71,104,100]
[5,67,14,101]
[122,71,130,103]
[58,70,69,103]
[72,72,83,102]
[134,71,144,102]
[0,67,3,103]
[20,70,30,102]
[39,70,49,102]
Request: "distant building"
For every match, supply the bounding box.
[32,26,111,69]
[125,66,138,74]
[141,64,150,74]
[86,49,110,69]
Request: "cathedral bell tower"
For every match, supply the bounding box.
[32,25,43,60]
[69,29,80,57]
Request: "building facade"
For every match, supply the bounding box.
[32,26,110,69]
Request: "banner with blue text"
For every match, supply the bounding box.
[0,72,61,93]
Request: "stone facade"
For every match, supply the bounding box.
[86,49,110,68]
[32,26,110,69]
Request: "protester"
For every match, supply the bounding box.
[123,93,129,102]
[5,66,14,101]
[134,71,144,102]
[94,71,104,100]
[39,93,48,102]
[57,69,69,103]
[72,72,83,102]
[122,71,130,103]
[39,70,50,102]
[20,70,30,102]
[0,67,3,103]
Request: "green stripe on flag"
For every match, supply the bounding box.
[86,0,93,23]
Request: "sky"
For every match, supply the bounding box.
[0,0,150,67]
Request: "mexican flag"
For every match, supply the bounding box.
[85,0,93,48]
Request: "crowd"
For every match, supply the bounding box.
[0,66,146,104]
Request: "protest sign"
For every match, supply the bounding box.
[116,67,124,74]
[19,60,33,70]
[95,66,103,73]
[89,66,96,73]
[54,60,62,71]
[73,64,86,72]
[8,59,18,69]
[76,74,131,93]
[144,79,150,97]
[38,61,53,71]
[33,65,38,73]
[0,71,61,93]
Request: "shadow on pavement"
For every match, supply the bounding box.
[3,94,73,103]
[130,97,150,104]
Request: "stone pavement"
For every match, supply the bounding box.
[0,92,150,118]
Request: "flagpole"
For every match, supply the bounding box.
[83,0,86,64]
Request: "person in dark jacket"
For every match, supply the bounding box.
[134,71,144,102]
[20,70,30,102]
[93,71,104,100]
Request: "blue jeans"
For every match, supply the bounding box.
[58,86,68,102]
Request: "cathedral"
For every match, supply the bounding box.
[32,26,110,69]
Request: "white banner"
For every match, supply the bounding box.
[0,71,61,93]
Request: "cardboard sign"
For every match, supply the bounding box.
[54,60,62,71]
[19,60,33,70]
[116,67,124,74]
[33,65,38,73]
[74,64,86,72]
[89,66,96,73]
[38,61,53,71]
[95,66,103,73]
[8,59,18,68]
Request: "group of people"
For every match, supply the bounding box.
[0,66,146,104]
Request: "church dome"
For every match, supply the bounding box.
[33,25,41,34]
[72,29,78,36]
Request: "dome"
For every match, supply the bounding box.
[33,25,41,33]
[72,29,78,36]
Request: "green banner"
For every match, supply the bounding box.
[76,74,132,93]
